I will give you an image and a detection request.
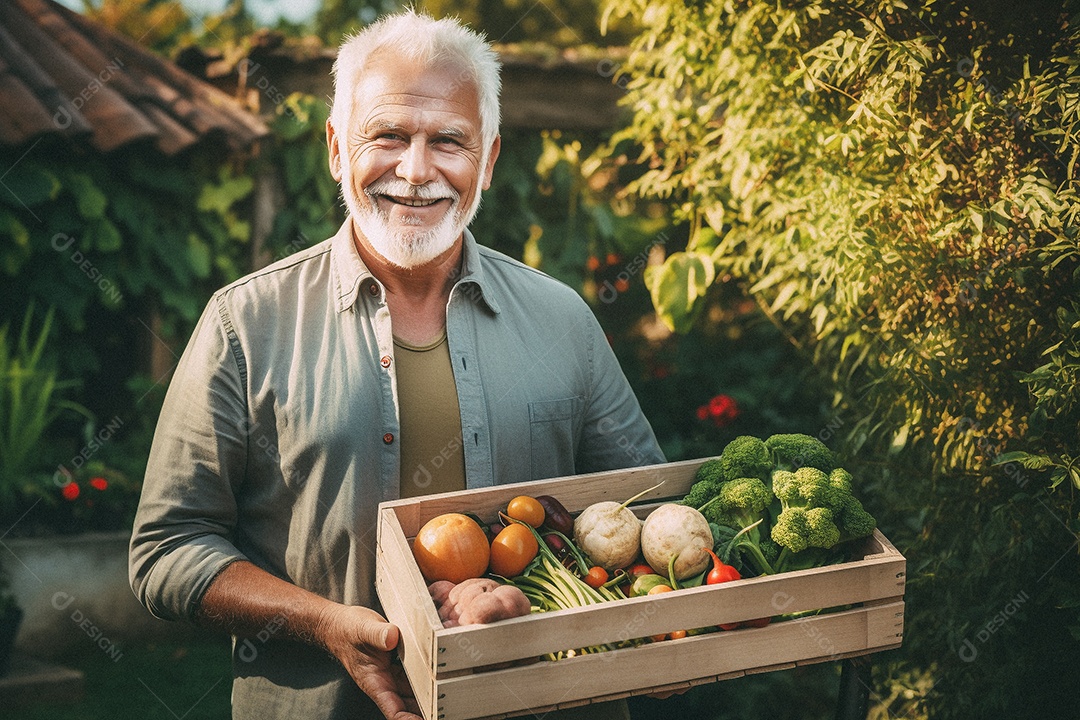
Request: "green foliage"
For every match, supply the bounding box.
[421,0,639,47]
[611,0,1080,715]
[0,306,89,513]
[258,93,344,259]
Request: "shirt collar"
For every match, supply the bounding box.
[330,220,501,315]
[455,228,501,315]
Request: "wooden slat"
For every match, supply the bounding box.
[432,533,904,671]
[375,507,441,720]
[384,458,710,536]
[439,602,904,719]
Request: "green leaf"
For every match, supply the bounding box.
[645,251,715,334]
[992,451,1036,466]
[0,163,60,207]
[187,234,212,278]
[197,173,255,215]
[88,219,123,253]
[66,172,108,219]
[0,209,30,275]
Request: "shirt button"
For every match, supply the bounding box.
[383,433,394,444]
[380,355,392,368]
[368,283,379,297]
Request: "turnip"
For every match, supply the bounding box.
[640,504,713,581]
[574,482,664,571]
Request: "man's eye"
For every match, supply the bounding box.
[434,137,460,146]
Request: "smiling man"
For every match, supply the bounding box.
[130,11,663,720]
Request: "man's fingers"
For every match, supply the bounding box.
[354,616,399,652]
[354,663,421,720]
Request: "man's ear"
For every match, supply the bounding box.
[327,119,342,182]
[480,135,501,191]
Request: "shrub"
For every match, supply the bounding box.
[608,0,1080,716]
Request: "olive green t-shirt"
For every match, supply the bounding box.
[394,331,468,499]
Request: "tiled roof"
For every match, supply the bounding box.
[0,0,268,155]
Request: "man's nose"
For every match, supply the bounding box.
[396,140,438,185]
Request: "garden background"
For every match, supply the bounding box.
[1,0,1078,718]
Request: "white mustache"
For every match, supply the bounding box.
[364,178,459,203]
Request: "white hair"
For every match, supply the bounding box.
[331,10,502,148]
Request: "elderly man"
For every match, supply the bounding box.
[130,10,663,720]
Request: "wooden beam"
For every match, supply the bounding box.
[195,43,627,132]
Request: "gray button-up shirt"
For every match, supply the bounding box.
[129,220,663,718]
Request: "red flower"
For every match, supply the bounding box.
[89,477,108,491]
[61,482,80,501]
[606,253,621,266]
[702,394,740,428]
[586,256,601,271]
[614,278,630,293]
[695,405,709,421]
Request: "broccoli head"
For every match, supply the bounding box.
[771,467,876,553]
[717,435,772,482]
[765,433,834,473]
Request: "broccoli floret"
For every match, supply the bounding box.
[717,435,772,482]
[704,477,772,530]
[681,459,726,508]
[765,433,835,472]
[695,458,726,485]
[828,468,877,541]
[770,466,877,567]
[698,476,775,576]
[771,505,841,552]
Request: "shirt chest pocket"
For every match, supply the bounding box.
[528,396,585,480]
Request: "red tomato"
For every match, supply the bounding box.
[627,563,654,582]
[506,496,546,528]
[490,523,539,577]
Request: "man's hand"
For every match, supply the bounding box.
[198,561,422,720]
[317,604,423,720]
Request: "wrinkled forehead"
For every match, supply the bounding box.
[348,49,482,131]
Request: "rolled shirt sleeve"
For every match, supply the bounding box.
[129,293,250,622]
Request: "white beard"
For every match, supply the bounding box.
[340,156,486,269]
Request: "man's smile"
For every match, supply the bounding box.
[379,195,449,208]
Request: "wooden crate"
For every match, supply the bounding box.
[375,458,905,720]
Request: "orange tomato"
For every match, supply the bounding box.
[412,513,490,583]
[490,523,540,577]
[506,496,545,528]
[647,584,674,595]
[583,566,609,589]
[668,629,688,640]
